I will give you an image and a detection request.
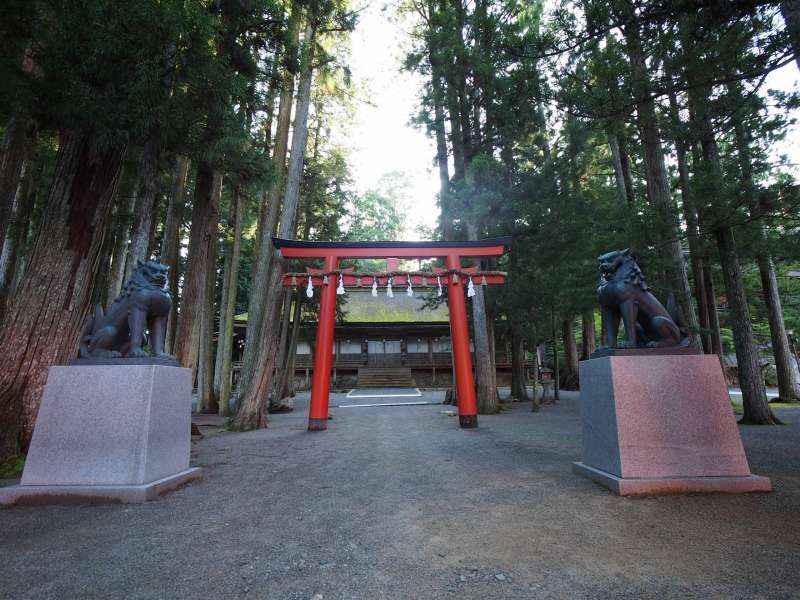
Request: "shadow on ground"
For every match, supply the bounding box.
[1,390,799,599]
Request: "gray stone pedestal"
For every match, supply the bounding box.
[573,354,771,496]
[0,365,202,506]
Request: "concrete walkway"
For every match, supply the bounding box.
[2,391,799,599]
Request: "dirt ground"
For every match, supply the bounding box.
[1,390,799,599]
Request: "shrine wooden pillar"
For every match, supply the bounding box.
[308,255,339,430]
[445,254,478,428]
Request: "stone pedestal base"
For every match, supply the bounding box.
[575,354,771,496]
[0,365,201,506]
[0,468,202,506]
[573,462,771,496]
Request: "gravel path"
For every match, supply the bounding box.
[1,390,799,599]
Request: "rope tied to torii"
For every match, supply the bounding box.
[284,269,508,299]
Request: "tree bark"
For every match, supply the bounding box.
[232,20,317,430]
[106,173,137,304]
[782,0,800,72]
[174,164,222,375]
[215,186,245,415]
[0,157,33,318]
[197,202,219,414]
[703,263,724,357]
[668,87,712,353]
[510,324,528,401]
[161,155,189,353]
[715,226,777,423]
[124,136,161,280]
[623,12,701,348]
[430,65,452,239]
[0,133,125,461]
[561,318,579,390]
[580,309,596,360]
[280,290,303,399]
[607,131,635,205]
[731,110,800,401]
[235,11,300,406]
[0,116,35,262]
[268,287,294,410]
[464,221,497,413]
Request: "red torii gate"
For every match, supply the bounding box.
[273,237,511,431]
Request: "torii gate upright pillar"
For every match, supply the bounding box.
[446,254,479,428]
[308,255,339,430]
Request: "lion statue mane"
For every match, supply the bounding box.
[596,249,688,351]
[79,259,174,360]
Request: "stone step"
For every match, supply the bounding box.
[357,367,416,388]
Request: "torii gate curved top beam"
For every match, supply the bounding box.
[272,236,512,431]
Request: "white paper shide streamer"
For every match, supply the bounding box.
[467,276,475,297]
[306,275,313,298]
[406,274,413,297]
[336,275,345,295]
[437,275,443,297]
[387,275,393,298]
[371,277,378,297]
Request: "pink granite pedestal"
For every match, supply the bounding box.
[573,354,771,496]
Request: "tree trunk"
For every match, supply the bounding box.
[623,13,701,347]
[106,175,137,304]
[0,116,35,261]
[124,136,160,280]
[715,226,777,424]
[268,287,294,410]
[580,309,596,360]
[757,256,799,401]
[232,20,316,430]
[464,222,497,413]
[703,264,723,357]
[551,312,560,402]
[561,318,579,390]
[161,155,189,353]
[510,324,528,401]
[782,0,800,72]
[668,87,712,353]
[731,109,800,401]
[174,164,222,374]
[197,207,219,414]
[281,290,303,399]
[0,157,34,318]
[215,186,244,415]
[235,14,300,406]
[430,66,452,239]
[607,131,635,205]
[0,133,125,462]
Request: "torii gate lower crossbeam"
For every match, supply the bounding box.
[273,237,511,431]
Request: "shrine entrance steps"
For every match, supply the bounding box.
[356,367,416,388]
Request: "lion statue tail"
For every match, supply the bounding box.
[665,293,690,344]
[78,304,104,358]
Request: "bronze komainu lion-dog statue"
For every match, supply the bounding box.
[596,249,688,351]
[80,260,174,359]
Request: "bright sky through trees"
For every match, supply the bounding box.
[345,2,439,240]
